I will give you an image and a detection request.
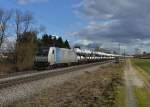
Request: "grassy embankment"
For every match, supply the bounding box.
[9,63,125,107]
[132,59,150,107]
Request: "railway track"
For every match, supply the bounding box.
[0,61,113,89]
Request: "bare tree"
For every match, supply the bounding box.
[14,10,38,70]
[5,38,15,52]
[15,10,22,40]
[0,9,11,47]
[15,10,33,41]
[23,11,33,33]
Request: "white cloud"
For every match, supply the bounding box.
[75,39,93,46]
[72,0,150,53]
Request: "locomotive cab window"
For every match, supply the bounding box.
[52,50,54,54]
[36,47,49,56]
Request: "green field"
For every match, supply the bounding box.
[132,59,150,75]
[132,59,150,107]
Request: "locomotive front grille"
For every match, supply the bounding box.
[34,61,50,67]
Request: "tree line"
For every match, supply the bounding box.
[38,34,70,49]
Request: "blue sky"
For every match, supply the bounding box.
[1,0,150,54]
[0,0,83,43]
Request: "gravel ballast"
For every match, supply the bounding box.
[0,65,100,106]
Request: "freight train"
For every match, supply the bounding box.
[34,47,121,69]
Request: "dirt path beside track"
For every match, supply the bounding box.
[124,59,149,107]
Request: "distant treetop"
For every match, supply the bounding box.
[38,34,71,49]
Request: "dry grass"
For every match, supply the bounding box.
[134,87,150,107]
[8,63,124,107]
[0,64,14,76]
